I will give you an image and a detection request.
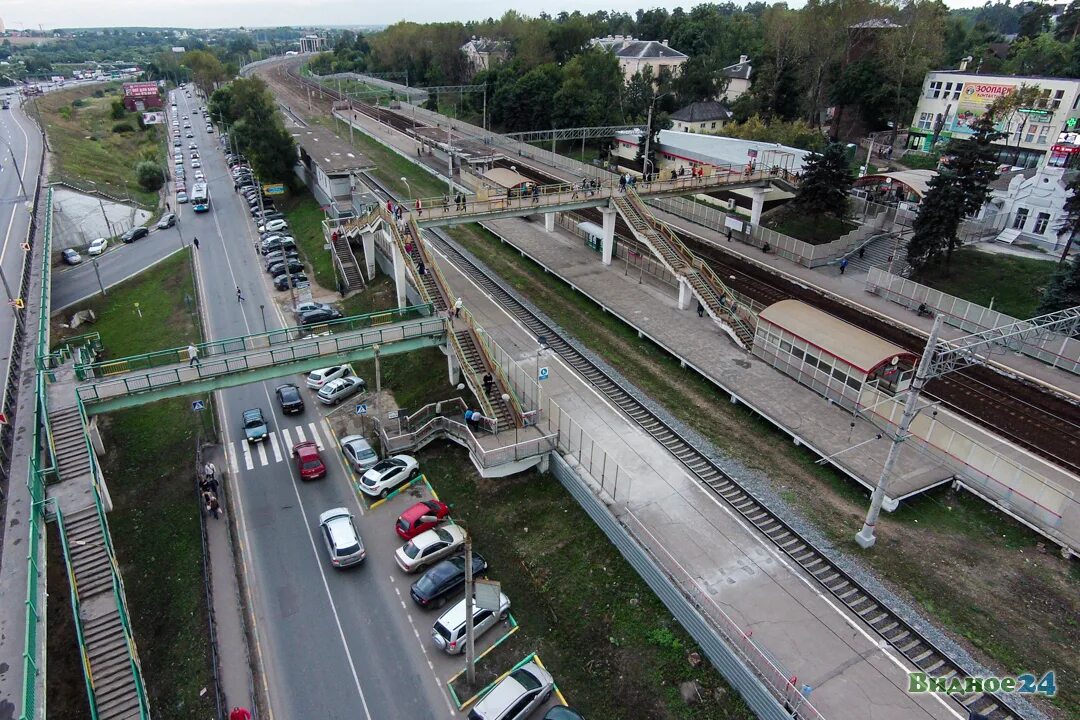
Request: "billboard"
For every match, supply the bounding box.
[123,82,159,99]
[950,83,1014,134]
[141,112,164,125]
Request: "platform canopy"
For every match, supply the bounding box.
[482,167,530,190]
[758,299,918,375]
[854,169,937,200]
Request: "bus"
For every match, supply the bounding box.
[191,183,210,213]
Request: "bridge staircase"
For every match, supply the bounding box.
[50,403,150,720]
[613,190,757,349]
[388,213,523,431]
[326,207,382,292]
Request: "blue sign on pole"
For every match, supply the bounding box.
[537,367,550,381]
[191,400,206,412]
[355,403,368,416]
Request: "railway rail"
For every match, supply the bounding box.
[271,58,1035,720]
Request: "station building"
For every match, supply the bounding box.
[752,300,918,412]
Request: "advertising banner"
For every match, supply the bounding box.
[141,112,164,125]
[950,83,1014,134]
[123,82,160,99]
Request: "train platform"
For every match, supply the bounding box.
[429,235,964,720]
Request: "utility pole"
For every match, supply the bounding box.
[855,316,943,549]
[5,143,27,197]
[91,257,107,297]
[374,343,382,394]
[447,123,454,195]
[642,100,655,180]
[98,198,115,239]
[464,533,476,686]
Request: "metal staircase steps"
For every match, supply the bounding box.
[51,407,94,479]
[331,234,365,291]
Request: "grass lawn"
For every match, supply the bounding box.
[341,273,396,317]
[278,192,337,293]
[900,152,941,171]
[763,209,856,245]
[51,250,199,358]
[350,346,469,413]
[445,220,1080,719]
[911,247,1057,318]
[37,84,164,208]
[421,443,753,719]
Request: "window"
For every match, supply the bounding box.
[926,80,942,99]
[952,84,962,100]
[1013,207,1029,230]
[1037,88,1052,109]
[1034,212,1051,234]
[1025,124,1039,144]
[710,122,716,129]
[1038,125,1050,144]
[1052,89,1065,110]
[917,112,934,130]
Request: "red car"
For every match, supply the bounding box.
[396,500,450,540]
[292,441,326,480]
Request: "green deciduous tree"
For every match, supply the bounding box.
[1036,256,1080,315]
[135,161,165,192]
[793,142,853,219]
[110,99,126,120]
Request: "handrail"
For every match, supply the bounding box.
[52,503,102,720]
[384,211,434,305]
[465,310,527,421]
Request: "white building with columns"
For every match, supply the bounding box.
[983,165,1077,252]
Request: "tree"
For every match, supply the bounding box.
[110,99,126,120]
[907,173,966,269]
[1054,175,1080,261]
[793,142,853,219]
[135,161,165,192]
[880,0,946,145]
[183,49,226,96]
[1036,256,1080,315]
[1017,3,1054,38]
[948,114,1003,218]
[1055,0,1080,42]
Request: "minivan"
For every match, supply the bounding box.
[432,592,510,655]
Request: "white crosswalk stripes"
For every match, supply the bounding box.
[230,421,332,472]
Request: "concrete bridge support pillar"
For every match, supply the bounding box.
[544,212,555,232]
[392,240,407,309]
[750,187,766,227]
[447,345,460,386]
[677,277,692,310]
[600,206,616,266]
[362,231,376,280]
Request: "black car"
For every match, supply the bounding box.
[268,259,305,277]
[121,226,149,243]
[410,553,489,609]
[261,240,296,255]
[299,308,343,325]
[274,273,308,291]
[275,383,305,414]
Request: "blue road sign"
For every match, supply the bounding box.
[191,400,206,411]
[355,403,368,415]
[538,367,550,381]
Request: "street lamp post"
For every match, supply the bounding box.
[464,532,476,686]
[401,177,411,202]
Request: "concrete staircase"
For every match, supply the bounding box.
[612,191,757,349]
[331,232,365,291]
[845,233,911,276]
[51,406,94,480]
[454,329,516,431]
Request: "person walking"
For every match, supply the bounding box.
[453,297,463,318]
[415,198,423,216]
[619,174,626,193]
[192,236,200,250]
[229,706,252,720]
[236,286,245,302]
[204,460,216,483]
[858,245,866,259]
[482,372,493,396]
[442,195,449,213]
[418,260,426,276]
[187,344,200,367]
[696,301,704,318]
[532,184,540,203]
[839,257,849,275]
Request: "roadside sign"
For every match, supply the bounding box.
[537,367,550,381]
[21,242,30,252]
[262,183,285,196]
[387,410,399,420]
[191,400,206,412]
[355,403,367,416]
[10,298,24,309]
[474,579,502,611]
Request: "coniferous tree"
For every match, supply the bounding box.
[1036,255,1080,316]
[793,142,853,220]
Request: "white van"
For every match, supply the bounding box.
[431,592,510,655]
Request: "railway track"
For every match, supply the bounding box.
[270,59,1036,720]
[499,158,1080,476]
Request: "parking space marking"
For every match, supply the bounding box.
[390,578,453,714]
[269,432,283,463]
[256,441,269,466]
[308,422,325,450]
[241,439,254,470]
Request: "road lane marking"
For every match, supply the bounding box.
[256,441,269,466]
[269,432,283,463]
[281,427,293,451]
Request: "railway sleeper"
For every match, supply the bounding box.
[909,648,937,665]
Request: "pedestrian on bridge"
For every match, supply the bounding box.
[443,195,450,213]
[483,373,494,395]
[454,297,463,318]
[187,345,200,367]
[415,198,423,216]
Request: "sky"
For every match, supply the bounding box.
[6,0,991,31]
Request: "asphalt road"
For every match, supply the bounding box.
[172,89,457,719]
[0,94,44,400]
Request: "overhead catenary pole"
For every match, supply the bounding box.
[855,315,944,549]
[464,534,476,685]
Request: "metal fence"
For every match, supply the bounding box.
[866,267,1080,375]
[550,455,823,720]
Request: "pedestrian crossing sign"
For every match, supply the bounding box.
[356,403,368,415]
[191,400,206,412]
[538,367,550,381]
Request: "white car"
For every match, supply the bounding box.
[259,219,289,233]
[432,592,511,655]
[394,525,466,572]
[318,508,366,568]
[177,192,189,203]
[316,376,366,406]
[358,455,419,498]
[87,238,108,256]
[468,662,554,720]
[306,364,354,390]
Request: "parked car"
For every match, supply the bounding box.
[467,662,554,720]
[299,308,343,325]
[261,239,296,255]
[275,383,304,414]
[62,248,82,265]
[259,219,289,233]
[410,553,488,609]
[292,441,327,480]
[87,237,108,256]
[242,408,268,444]
[264,250,300,268]
[542,708,585,720]
[295,301,334,316]
[316,376,366,406]
[267,259,305,277]
[395,524,467,573]
[121,227,149,243]
[396,499,451,540]
[306,364,354,389]
[157,213,176,229]
[177,192,189,204]
[432,591,510,655]
[273,273,308,291]
[339,435,378,473]
[188,141,198,150]
[359,455,419,498]
[318,508,366,568]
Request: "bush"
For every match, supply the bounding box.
[112,123,134,133]
[93,89,105,98]
[110,99,126,120]
[58,107,72,120]
[135,161,165,192]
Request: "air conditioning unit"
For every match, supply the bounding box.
[725,198,736,211]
